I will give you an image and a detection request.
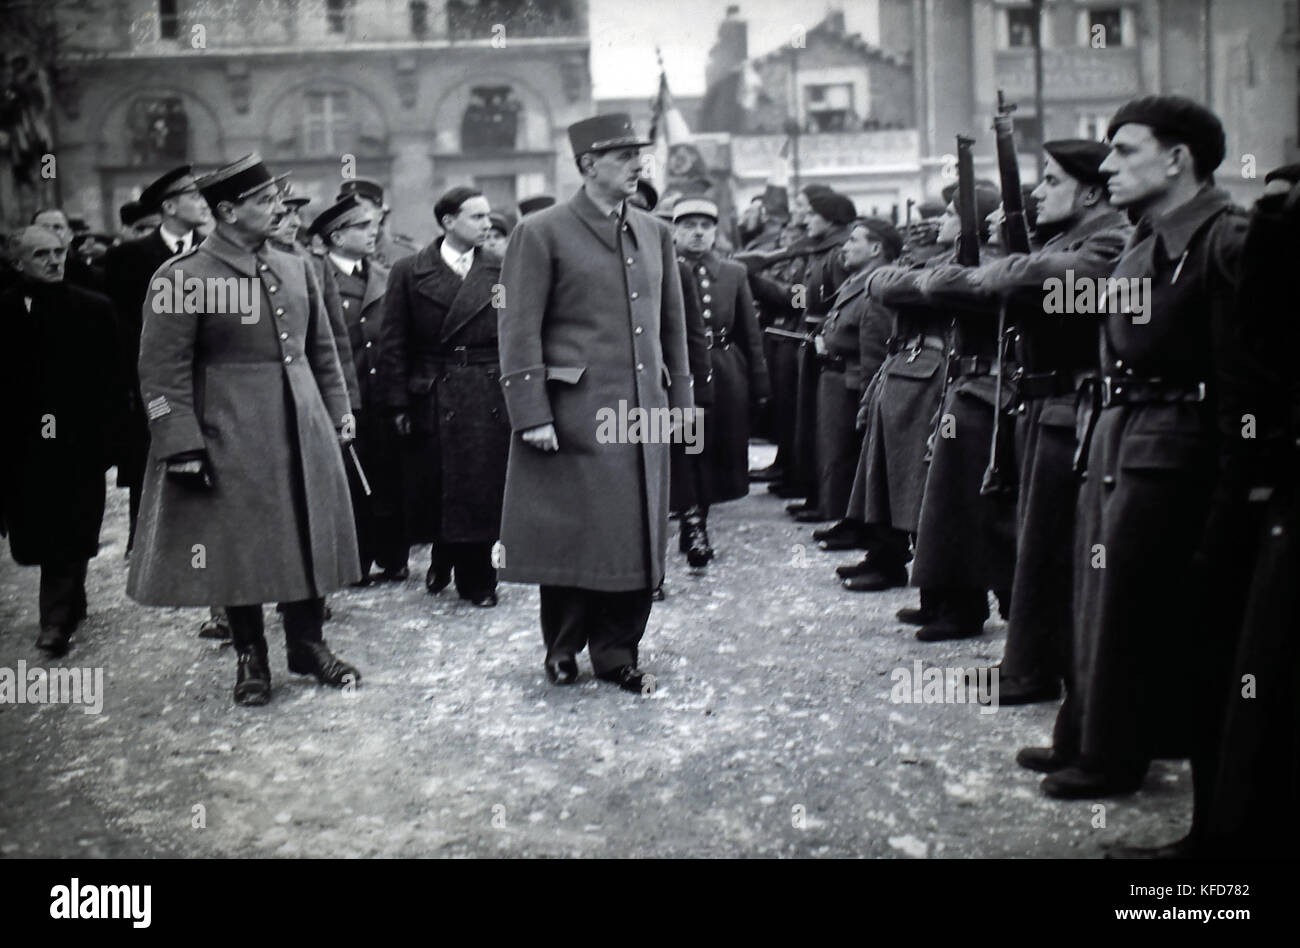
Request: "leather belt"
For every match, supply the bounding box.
[428,346,499,367]
[1018,370,1074,400]
[706,326,731,350]
[954,355,999,377]
[1101,376,1207,408]
[904,333,946,353]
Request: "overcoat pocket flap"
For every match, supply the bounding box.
[544,366,585,385]
[1038,402,1077,429]
[1119,434,1210,472]
[885,351,944,380]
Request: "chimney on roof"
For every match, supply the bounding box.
[825,9,846,35]
[706,5,749,91]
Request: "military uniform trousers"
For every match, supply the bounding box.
[791,337,821,502]
[39,559,89,630]
[540,586,653,676]
[765,333,801,478]
[346,412,408,577]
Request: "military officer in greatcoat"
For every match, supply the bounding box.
[336,178,421,269]
[672,197,770,563]
[378,186,510,607]
[311,196,408,585]
[497,114,693,691]
[127,154,362,707]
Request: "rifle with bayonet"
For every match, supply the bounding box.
[980,90,1031,498]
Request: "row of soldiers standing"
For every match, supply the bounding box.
[738,93,1296,859]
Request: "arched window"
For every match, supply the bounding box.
[461,85,522,151]
[127,96,189,164]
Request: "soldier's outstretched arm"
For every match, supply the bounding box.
[975,228,1131,294]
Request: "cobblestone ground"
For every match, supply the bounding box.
[0,448,1192,858]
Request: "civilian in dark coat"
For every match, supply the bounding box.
[497,114,693,692]
[378,186,510,606]
[312,196,408,584]
[0,227,123,655]
[102,165,210,552]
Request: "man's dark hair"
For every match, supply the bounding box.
[31,207,66,224]
[434,186,483,227]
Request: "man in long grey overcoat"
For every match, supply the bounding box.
[497,114,694,691]
[127,154,363,706]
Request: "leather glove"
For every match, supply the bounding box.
[393,412,412,438]
[165,449,214,490]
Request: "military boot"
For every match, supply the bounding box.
[682,506,714,568]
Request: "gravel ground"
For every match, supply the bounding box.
[0,448,1193,858]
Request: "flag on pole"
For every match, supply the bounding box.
[648,51,708,193]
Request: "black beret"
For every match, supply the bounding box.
[1265,163,1300,186]
[852,216,903,259]
[1043,139,1113,186]
[1106,95,1226,176]
[807,190,856,225]
[633,177,659,211]
[940,182,1001,221]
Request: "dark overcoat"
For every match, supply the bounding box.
[497,188,693,591]
[126,230,360,606]
[1073,187,1246,762]
[853,255,955,532]
[1,282,122,565]
[378,239,510,544]
[103,229,188,488]
[678,250,769,504]
[966,211,1130,680]
[304,250,362,413]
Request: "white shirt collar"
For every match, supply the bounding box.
[329,251,363,276]
[440,239,474,276]
[159,222,191,253]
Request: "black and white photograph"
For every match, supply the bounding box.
[1,0,1295,922]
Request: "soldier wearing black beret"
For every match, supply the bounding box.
[1043,96,1250,856]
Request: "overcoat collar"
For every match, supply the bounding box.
[568,186,640,251]
[677,249,724,281]
[1046,209,1131,252]
[440,249,500,343]
[410,236,464,309]
[199,227,288,285]
[1144,185,1235,262]
[832,266,871,307]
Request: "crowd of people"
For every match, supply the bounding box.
[0,95,1294,859]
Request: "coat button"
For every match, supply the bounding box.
[630,291,639,299]
[702,294,711,302]
[703,309,711,318]
[626,257,634,265]
[523,373,530,380]
[275,307,284,316]
[280,331,289,340]
[360,316,366,323]
[1115,359,1124,370]
[284,355,293,364]
[342,301,350,309]
[365,341,373,349]
[635,326,643,335]
[701,279,710,288]
[636,363,644,371]
[259,263,268,271]
[369,368,377,375]
[1102,474,1116,486]
[268,285,277,293]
